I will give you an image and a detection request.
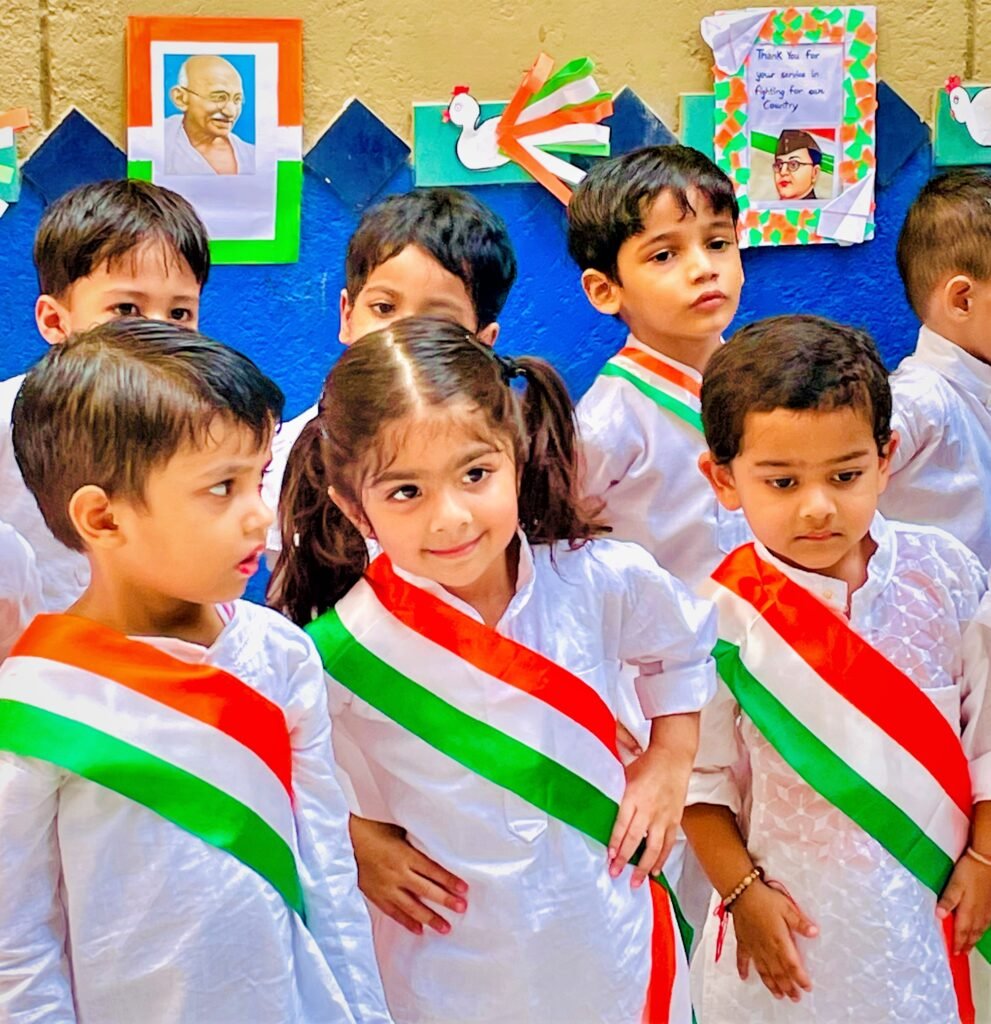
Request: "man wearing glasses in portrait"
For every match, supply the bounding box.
[772,129,822,201]
[165,55,256,176]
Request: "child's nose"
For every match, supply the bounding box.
[247,490,275,533]
[429,489,471,532]
[688,246,715,280]
[799,486,835,521]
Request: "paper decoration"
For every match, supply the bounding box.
[126,17,303,264]
[414,54,612,204]
[934,77,991,166]
[700,6,878,248]
[0,107,30,213]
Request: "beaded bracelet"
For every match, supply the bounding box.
[721,866,765,911]
[966,846,991,869]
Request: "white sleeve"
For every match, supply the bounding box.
[962,588,991,802]
[612,545,718,718]
[285,640,393,1024]
[888,370,947,475]
[0,753,75,1022]
[0,527,42,662]
[686,677,746,814]
[577,385,645,502]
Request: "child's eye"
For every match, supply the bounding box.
[208,480,233,497]
[463,466,490,485]
[833,470,863,484]
[768,477,795,490]
[709,237,734,251]
[170,307,194,323]
[389,484,420,502]
[112,302,141,317]
[650,250,674,264]
[370,301,396,316]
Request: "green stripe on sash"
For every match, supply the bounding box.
[600,362,704,433]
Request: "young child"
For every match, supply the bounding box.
[0,319,389,1023]
[263,186,517,545]
[0,522,41,661]
[882,169,991,567]
[0,178,210,611]
[685,314,991,1022]
[271,316,717,1023]
[569,144,749,590]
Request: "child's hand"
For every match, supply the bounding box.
[615,720,643,763]
[732,881,818,1002]
[349,817,468,936]
[608,747,690,886]
[938,851,991,955]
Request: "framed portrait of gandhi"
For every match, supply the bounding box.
[701,6,877,248]
[127,17,302,264]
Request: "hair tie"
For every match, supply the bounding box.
[496,353,527,384]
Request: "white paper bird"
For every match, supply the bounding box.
[441,55,613,204]
[946,75,991,147]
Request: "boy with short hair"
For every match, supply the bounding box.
[264,186,517,534]
[881,169,991,567]
[0,178,211,611]
[687,314,991,1021]
[0,319,390,1023]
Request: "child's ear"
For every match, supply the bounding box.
[876,430,900,493]
[698,451,742,511]
[944,274,975,319]
[338,288,355,345]
[580,269,623,316]
[477,321,499,347]
[327,486,374,538]
[35,294,72,345]
[68,485,121,549]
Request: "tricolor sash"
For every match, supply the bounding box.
[0,614,304,916]
[599,346,703,433]
[307,555,692,1023]
[703,544,991,972]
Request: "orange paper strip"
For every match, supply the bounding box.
[511,98,614,140]
[0,108,30,131]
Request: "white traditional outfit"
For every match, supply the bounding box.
[0,373,89,610]
[0,601,390,1024]
[883,325,991,567]
[0,522,42,662]
[311,536,717,1024]
[164,114,256,175]
[690,516,991,1022]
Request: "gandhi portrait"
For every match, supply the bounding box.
[164,55,256,176]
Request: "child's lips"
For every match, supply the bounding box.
[237,546,265,575]
[427,536,482,558]
[692,291,727,311]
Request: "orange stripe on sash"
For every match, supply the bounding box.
[12,614,292,794]
[616,347,701,398]
[712,544,972,817]
[642,882,676,1022]
[364,557,620,759]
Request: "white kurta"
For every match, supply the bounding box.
[328,536,717,1024]
[576,335,749,590]
[163,113,256,175]
[884,326,991,567]
[0,601,391,1024]
[0,522,42,662]
[0,374,90,611]
[689,516,991,1023]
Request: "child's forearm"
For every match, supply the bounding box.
[643,711,699,772]
[972,800,991,855]
[682,802,757,899]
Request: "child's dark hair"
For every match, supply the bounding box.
[271,316,604,624]
[896,169,991,319]
[345,188,517,328]
[567,145,739,281]
[12,318,282,552]
[701,314,891,465]
[34,179,211,297]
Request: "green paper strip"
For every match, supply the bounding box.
[529,57,595,105]
[0,699,304,915]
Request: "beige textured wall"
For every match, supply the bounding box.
[0,0,980,157]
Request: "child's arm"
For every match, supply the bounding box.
[0,754,76,1021]
[285,635,393,1024]
[350,816,468,935]
[938,801,991,954]
[0,524,43,661]
[683,803,818,1002]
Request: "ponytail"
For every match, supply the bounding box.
[512,355,607,547]
[267,417,369,625]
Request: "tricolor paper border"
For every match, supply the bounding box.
[126,16,302,264]
[704,6,877,248]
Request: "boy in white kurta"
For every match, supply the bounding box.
[0,320,389,1024]
[0,179,210,611]
[686,315,991,1023]
[881,169,991,567]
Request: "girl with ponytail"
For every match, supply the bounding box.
[271,316,716,1024]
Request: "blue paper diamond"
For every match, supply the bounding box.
[22,109,126,205]
[605,88,678,156]
[876,81,929,190]
[305,99,410,211]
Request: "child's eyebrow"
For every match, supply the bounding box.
[371,446,500,486]
[103,287,199,303]
[754,449,872,468]
[198,460,263,479]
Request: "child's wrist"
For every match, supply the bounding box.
[720,865,764,911]
[966,845,991,869]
